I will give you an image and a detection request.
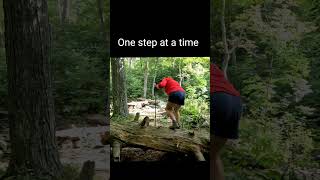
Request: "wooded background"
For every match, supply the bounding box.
[211,0,320,179]
[110,57,210,130]
[0,0,108,126]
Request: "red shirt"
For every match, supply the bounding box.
[210,64,240,96]
[156,77,185,95]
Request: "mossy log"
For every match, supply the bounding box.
[110,120,210,161]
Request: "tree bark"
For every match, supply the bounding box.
[111,121,210,160]
[221,0,230,80]
[143,59,149,98]
[151,58,159,97]
[95,0,110,125]
[2,0,63,178]
[179,60,183,86]
[111,58,129,117]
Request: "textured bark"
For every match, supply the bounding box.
[179,61,183,86]
[111,58,129,117]
[151,58,158,97]
[3,0,63,178]
[99,0,110,126]
[143,59,149,98]
[110,121,210,161]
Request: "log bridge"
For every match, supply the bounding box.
[109,114,210,161]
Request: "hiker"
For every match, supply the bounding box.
[210,63,242,180]
[154,77,185,130]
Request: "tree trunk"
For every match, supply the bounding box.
[95,0,110,124]
[143,59,149,98]
[151,58,158,97]
[221,0,230,80]
[2,0,63,178]
[111,121,210,161]
[179,60,183,86]
[111,58,129,117]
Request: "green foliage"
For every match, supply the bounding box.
[217,0,320,178]
[122,57,210,129]
[0,0,107,121]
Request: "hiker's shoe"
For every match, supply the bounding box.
[169,122,180,130]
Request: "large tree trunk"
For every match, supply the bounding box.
[110,121,210,161]
[143,59,149,98]
[2,0,63,178]
[96,0,110,125]
[221,0,230,80]
[111,58,129,117]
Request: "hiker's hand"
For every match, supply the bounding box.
[154,83,157,88]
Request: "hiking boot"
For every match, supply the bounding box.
[169,121,180,130]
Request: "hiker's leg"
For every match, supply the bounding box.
[165,102,177,122]
[173,104,181,124]
[211,135,227,180]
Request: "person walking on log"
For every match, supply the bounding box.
[154,77,185,130]
[210,63,242,180]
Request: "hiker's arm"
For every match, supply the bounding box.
[155,78,167,89]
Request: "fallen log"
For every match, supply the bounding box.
[110,120,210,161]
[78,160,95,180]
[86,114,108,126]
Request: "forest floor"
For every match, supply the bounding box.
[0,123,110,180]
[127,98,173,127]
[56,125,110,180]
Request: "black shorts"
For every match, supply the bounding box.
[168,91,185,105]
[211,92,242,139]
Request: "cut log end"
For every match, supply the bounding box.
[133,112,140,121]
[78,160,95,180]
[100,132,110,145]
[112,141,121,162]
[139,116,150,128]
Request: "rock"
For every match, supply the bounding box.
[0,149,3,158]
